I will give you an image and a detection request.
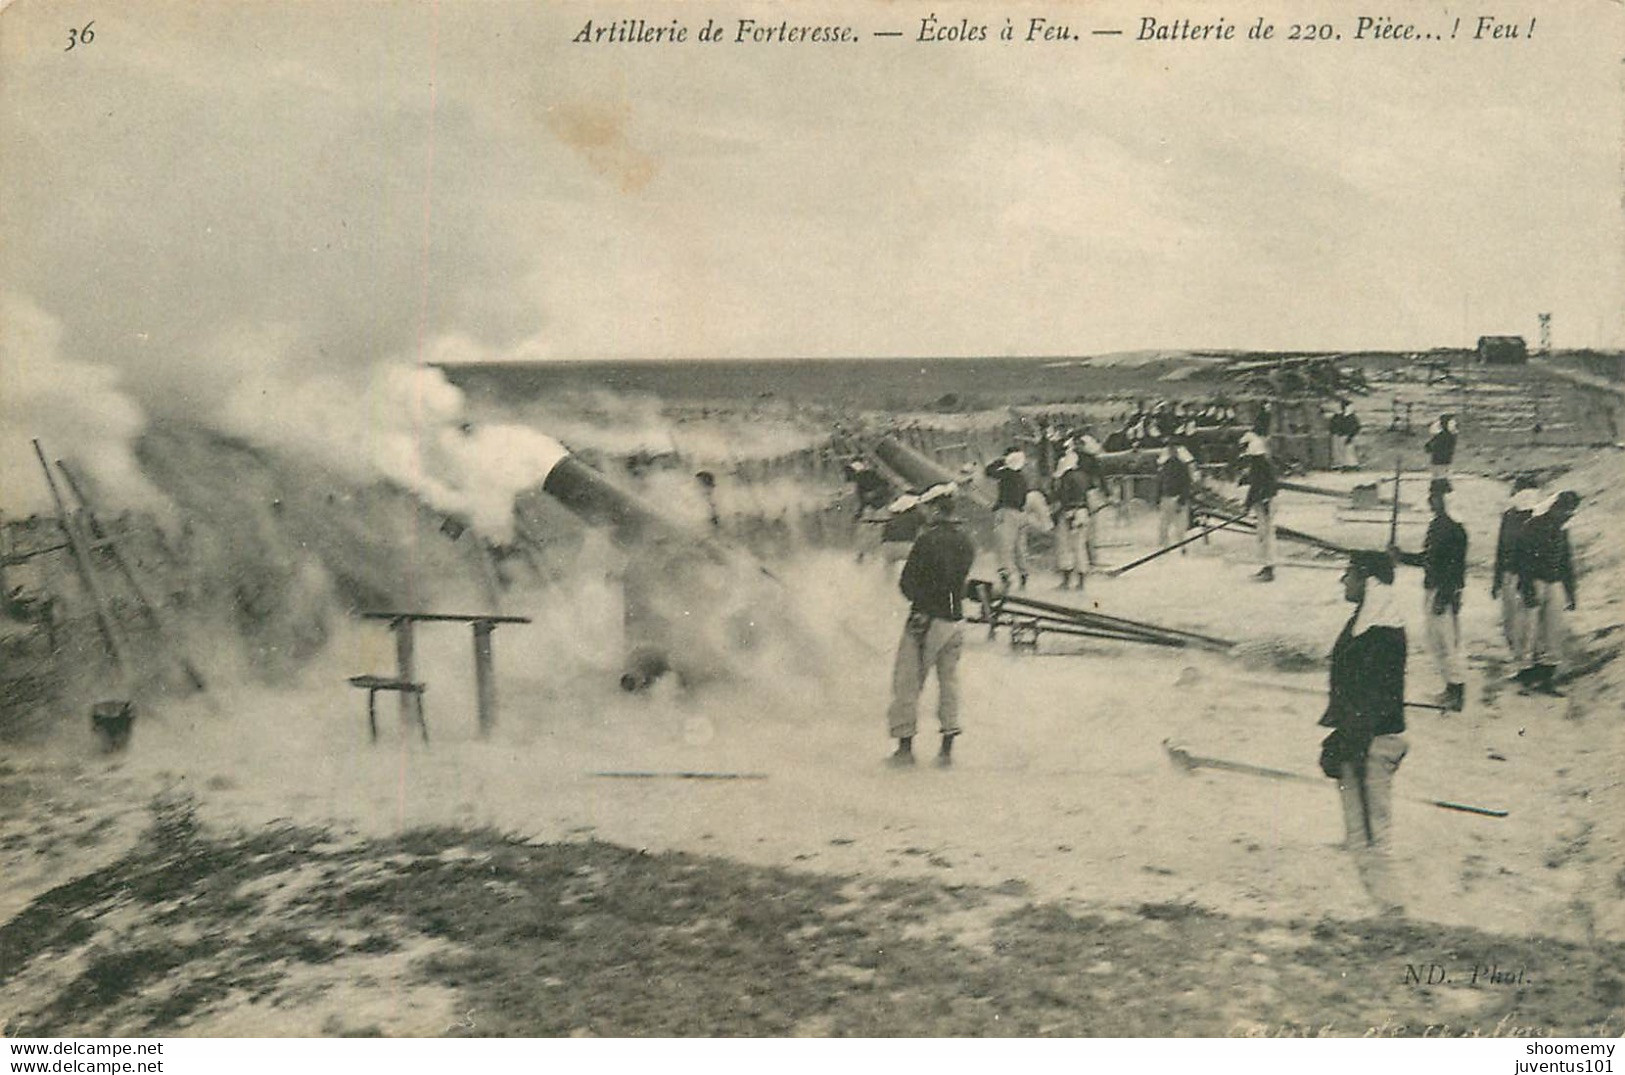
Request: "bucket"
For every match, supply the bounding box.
[91,700,135,752]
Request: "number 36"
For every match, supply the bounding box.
[66,20,96,50]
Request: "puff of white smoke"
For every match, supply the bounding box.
[219,360,566,542]
[0,292,165,516]
[493,390,827,467]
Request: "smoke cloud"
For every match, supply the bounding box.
[0,292,164,516]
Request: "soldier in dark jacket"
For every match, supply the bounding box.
[1155,440,1197,550]
[887,485,977,767]
[844,458,894,564]
[1390,479,1468,711]
[1424,415,1458,479]
[1515,490,1582,695]
[983,447,1031,591]
[1238,425,1278,581]
[1491,477,1541,670]
[1051,445,1090,591]
[1320,550,1408,910]
[1329,400,1361,470]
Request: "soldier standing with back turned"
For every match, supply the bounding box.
[886,484,977,768]
[1390,478,1468,712]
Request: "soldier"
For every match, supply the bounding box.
[1424,415,1458,479]
[1052,444,1089,590]
[1318,549,1409,912]
[1515,491,1582,696]
[886,484,977,768]
[1238,422,1278,582]
[1155,437,1197,551]
[1329,400,1362,470]
[1491,476,1541,672]
[983,446,1031,591]
[1391,479,1468,711]
[843,458,893,564]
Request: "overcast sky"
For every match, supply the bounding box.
[2,0,1620,377]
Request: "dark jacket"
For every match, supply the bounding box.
[1493,506,1533,580]
[848,467,892,513]
[1054,468,1090,511]
[1396,514,1467,598]
[899,520,976,621]
[1425,429,1457,466]
[1516,511,1577,602]
[1078,453,1107,502]
[1156,454,1194,503]
[1241,454,1277,509]
[880,508,924,545]
[983,461,1030,511]
[1319,616,1407,754]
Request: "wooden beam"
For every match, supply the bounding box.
[32,440,126,672]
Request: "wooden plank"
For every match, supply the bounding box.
[362,611,533,624]
[590,771,769,781]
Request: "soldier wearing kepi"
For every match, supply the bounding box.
[1425,414,1458,480]
[1051,442,1090,590]
[1155,436,1197,551]
[1238,423,1278,582]
[886,483,977,768]
[1491,476,1542,673]
[1329,399,1362,470]
[1318,549,1409,913]
[843,458,896,564]
[1515,490,1582,696]
[1390,479,1468,712]
[984,446,1031,591]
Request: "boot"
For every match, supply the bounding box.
[1444,682,1465,712]
[1255,565,1275,582]
[1019,572,1029,590]
[1530,664,1565,697]
[936,731,958,768]
[997,569,1011,596]
[887,737,916,768]
[1057,570,1072,590]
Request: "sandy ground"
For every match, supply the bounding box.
[3,454,1619,1035]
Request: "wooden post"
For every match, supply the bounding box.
[463,532,502,610]
[472,621,497,737]
[57,460,205,691]
[393,616,418,727]
[32,440,127,672]
[1388,456,1403,550]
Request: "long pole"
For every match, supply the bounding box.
[1107,511,1251,577]
[56,459,206,692]
[33,440,127,671]
[1176,665,1448,711]
[1388,456,1403,550]
[1163,740,1507,817]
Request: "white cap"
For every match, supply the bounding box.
[885,493,921,514]
[1005,450,1027,470]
